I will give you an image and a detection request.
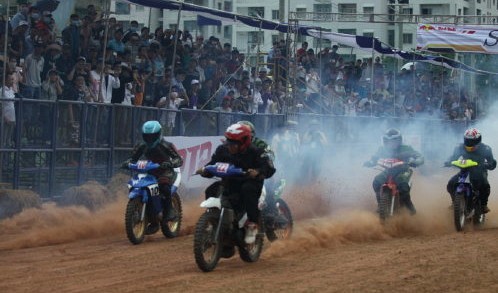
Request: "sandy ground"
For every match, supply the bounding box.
[1,170,498,293]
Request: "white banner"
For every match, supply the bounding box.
[168,136,223,189]
[417,23,498,54]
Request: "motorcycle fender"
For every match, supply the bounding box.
[128,188,148,203]
[200,197,222,209]
[456,183,471,195]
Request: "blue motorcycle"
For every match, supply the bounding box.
[124,160,183,244]
[449,158,485,231]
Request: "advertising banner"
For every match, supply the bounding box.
[417,23,498,54]
[168,136,223,189]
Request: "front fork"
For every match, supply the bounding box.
[141,202,147,222]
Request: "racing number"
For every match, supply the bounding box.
[149,184,160,197]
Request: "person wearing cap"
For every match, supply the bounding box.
[188,79,200,109]
[21,38,44,100]
[62,14,81,60]
[9,20,29,59]
[41,42,61,80]
[10,2,30,30]
[67,56,88,83]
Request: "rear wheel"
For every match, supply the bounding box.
[193,212,221,272]
[125,198,146,245]
[265,199,293,241]
[453,192,466,232]
[161,193,182,238]
[239,217,264,263]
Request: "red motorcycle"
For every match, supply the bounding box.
[374,158,410,222]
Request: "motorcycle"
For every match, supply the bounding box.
[448,158,485,231]
[123,160,183,245]
[373,158,412,222]
[193,163,264,272]
[259,179,293,241]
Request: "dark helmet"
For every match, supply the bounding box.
[237,120,255,137]
[224,123,252,152]
[383,128,402,150]
[142,120,162,148]
[464,128,481,152]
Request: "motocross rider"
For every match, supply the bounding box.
[363,128,424,215]
[237,120,285,241]
[301,119,328,181]
[122,120,184,234]
[445,128,496,213]
[271,120,300,180]
[199,123,276,244]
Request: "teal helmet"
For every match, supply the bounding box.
[142,120,162,148]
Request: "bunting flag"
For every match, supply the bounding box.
[126,0,498,74]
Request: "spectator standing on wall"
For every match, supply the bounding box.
[1,73,16,147]
[21,40,45,100]
[61,14,81,60]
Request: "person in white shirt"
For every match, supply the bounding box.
[1,73,16,147]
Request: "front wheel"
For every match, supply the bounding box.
[125,198,147,245]
[453,192,466,232]
[193,212,222,272]
[379,189,394,222]
[161,193,182,238]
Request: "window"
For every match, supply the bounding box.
[224,1,232,12]
[224,26,232,39]
[313,38,331,48]
[402,33,413,44]
[363,6,374,14]
[136,5,144,12]
[296,8,307,18]
[401,8,413,15]
[115,1,130,15]
[314,4,331,13]
[272,10,279,20]
[338,4,356,14]
[338,28,357,35]
[248,7,264,18]
[248,31,264,44]
[421,8,432,15]
[184,20,198,32]
[271,35,279,44]
[388,30,395,46]
[363,32,374,38]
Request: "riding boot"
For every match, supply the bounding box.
[400,193,416,215]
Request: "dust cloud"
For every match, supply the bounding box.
[3,110,498,253]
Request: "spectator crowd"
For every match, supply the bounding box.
[0,2,487,146]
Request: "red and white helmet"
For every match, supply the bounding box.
[464,128,481,152]
[224,123,252,152]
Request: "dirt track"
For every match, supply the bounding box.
[1,172,498,293]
